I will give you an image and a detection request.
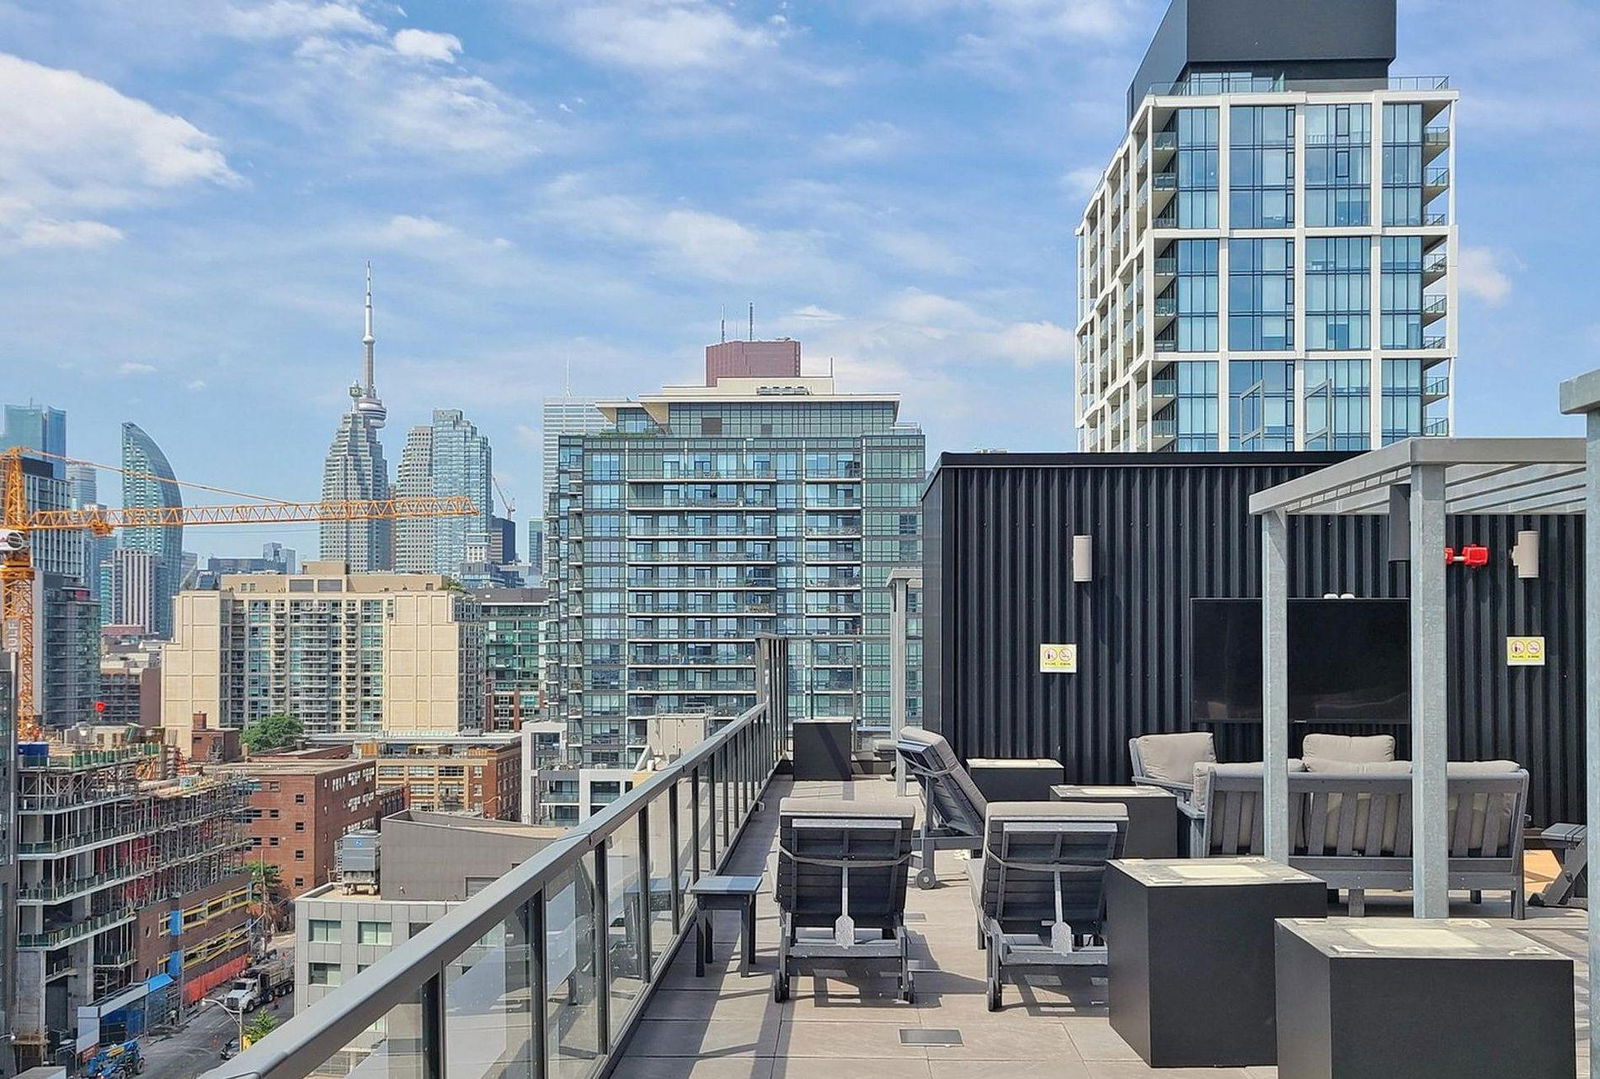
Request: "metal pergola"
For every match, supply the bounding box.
[1250,381,1600,1074]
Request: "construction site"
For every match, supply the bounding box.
[11,728,253,1070]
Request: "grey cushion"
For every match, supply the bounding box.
[1301,733,1395,763]
[1302,757,1412,775]
[1446,762,1523,851]
[1134,732,1215,786]
[778,797,917,824]
[974,803,1126,928]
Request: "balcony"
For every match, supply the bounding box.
[1422,296,1449,323]
[1424,417,1450,436]
[1153,296,1177,319]
[1424,374,1451,401]
[1152,170,1177,192]
[1423,126,1450,160]
[1150,377,1178,401]
[1153,255,1177,277]
[1424,165,1450,195]
[1423,252,1448,284]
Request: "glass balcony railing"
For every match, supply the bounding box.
[1425,165,1450,187]
[1154,297,1177,317]
[1150,378,1178,398]
[1154,256,1177,275]
[1153,130,1178,152]
[1424,417,1450,436]
[202,639,791,1079]
[1152,171,1177,191]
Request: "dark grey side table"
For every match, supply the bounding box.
[1051,784,1178,858]
[966,758,1064,802]
[1275,917,1576,1078]
[690,874,764,977]
[1107,857,1327,1068]
[793,719,854,781]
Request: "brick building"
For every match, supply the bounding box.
[353,735,522,820]
[234,758,385,897]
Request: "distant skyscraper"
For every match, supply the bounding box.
[262,542,298,573]
[121,421,182,638]
[66,463,96,508]
[1,403,66,477]
[394,409,492,575]
[541,397,606,512]
[320,265,393,571]
[109,548,158,633]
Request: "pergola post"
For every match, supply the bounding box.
[1409,463,1449,918]
[1261,509,1291,862]
[1558,370,1600,1079]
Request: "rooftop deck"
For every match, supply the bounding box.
[620,774,1592,1079]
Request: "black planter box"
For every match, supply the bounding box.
[1275,917,1576,1079]
[792,718,853,781]
[1052,784,1178,858]
[966,757,1063,802]
[1107,857,1327,1067]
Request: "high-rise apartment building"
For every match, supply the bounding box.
[66,462,96,508]
[541,397,607,514]
[544,363,924,792]
[1074,0,1456,453]
[107,547,157,633]
[1,403,66,477]
[39,575,99,728]
[120,421,183,637]
[394,409,493,576]
[321,267,393,571]
[161,560,485,740]
[477,587,549,731]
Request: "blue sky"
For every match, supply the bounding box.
[0,0,1596,558]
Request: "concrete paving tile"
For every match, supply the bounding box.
[1062,1016,1143,1062]
[929,1059,1093,1079]
[920,1017,1079,1061]
[773,1019,930,1059]
[770,1058,932,1079]
[615,1057,777,1079]
[625,1018,781,1058]
[1085,1065,1249,1079]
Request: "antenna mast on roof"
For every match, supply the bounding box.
[748,301,754,342]
[720,305,726,344]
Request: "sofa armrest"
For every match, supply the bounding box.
[1133,776,1195,802]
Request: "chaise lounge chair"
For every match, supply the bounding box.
[895,727,989,888]
[773,798,919,1003]
[970,801,1128,1010]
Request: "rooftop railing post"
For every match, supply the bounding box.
[691,768,703,881]
[668,784,683,935]
[1409,463,1450,918]
[593,847,612,1055]
[1558,368,1600,1079]
[1261,509,1291,863]
[707,757,719,869]
[524,891,547,1079]
[422,969,446,1079]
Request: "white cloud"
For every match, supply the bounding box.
[557,1,784,75]
[0,53,237,249]
[874,230,967,275]
[989,319,1073,368]
[118,361,157,376]
[1458,245,1516,305]
[884,288,985,328]
[379,214,460,243]
[222,0,382,40]
[539,174,834,284]
[393,28,463,63]
[817,121,907,162]
[790,305,845,322]
[1060,165,1103,197]
[186,379,208,391]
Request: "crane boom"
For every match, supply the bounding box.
[0,446,478,741]
[23,495,478,532]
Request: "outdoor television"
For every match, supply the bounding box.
[1188,598,1410,724]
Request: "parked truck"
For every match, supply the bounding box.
[221,953,293,1013]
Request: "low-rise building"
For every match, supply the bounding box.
[232,757,385,898]
[98,631,161,729]
[350,734,521,820]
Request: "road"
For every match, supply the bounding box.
[139,940,295,1079]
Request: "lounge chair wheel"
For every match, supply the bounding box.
[986,981,1001,1012]
[773,975,788,1003]
[916,867,937,889]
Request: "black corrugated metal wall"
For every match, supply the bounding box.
[922,453,1585,826]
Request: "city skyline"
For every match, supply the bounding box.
[0,0,1595,559]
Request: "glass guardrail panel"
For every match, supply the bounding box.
[442,900,538,1079]
[294,982,431,1079]
[645,803,677,980]
[605,826,650,1031]
[675,773,700,894]
[545,859,601,1079]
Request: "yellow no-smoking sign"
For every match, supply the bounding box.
[1039,643,1078,674]
[1507,636,1546,667]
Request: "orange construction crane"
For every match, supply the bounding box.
[1,446,477,742]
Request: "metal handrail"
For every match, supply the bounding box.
[202,653,786,1079]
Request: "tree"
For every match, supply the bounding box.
[247,859,285,935]
[243,1011,279,1047]
[241,714,303,753]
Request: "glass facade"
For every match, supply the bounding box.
[546,389,924,767]
[1076,84,1455,455]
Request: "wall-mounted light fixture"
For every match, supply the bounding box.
[1072,535,1093,583]
[1510,530,1540,579]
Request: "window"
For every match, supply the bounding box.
[294,821,305,832]
[1170,108,1219,227]
[294,793,306,804]
[268,809,279,819]
[307,919,340,943]
[294,849,306,860]
[1227,239,1294,351]
[1382,103,1425,226]
[1304,104,1371,226]
[1229,106,1295,228]
[357,921,392,946]
[308,962,343,987]
[1306,237,1371,350]
[1229,360,1295,451]
[294,877,305,889]
[700,417,723,436]
[268,837,280,847]
[1379,236,1424,349]
[1170,240,1218,352]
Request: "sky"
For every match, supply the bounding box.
[0,0,1597,559]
